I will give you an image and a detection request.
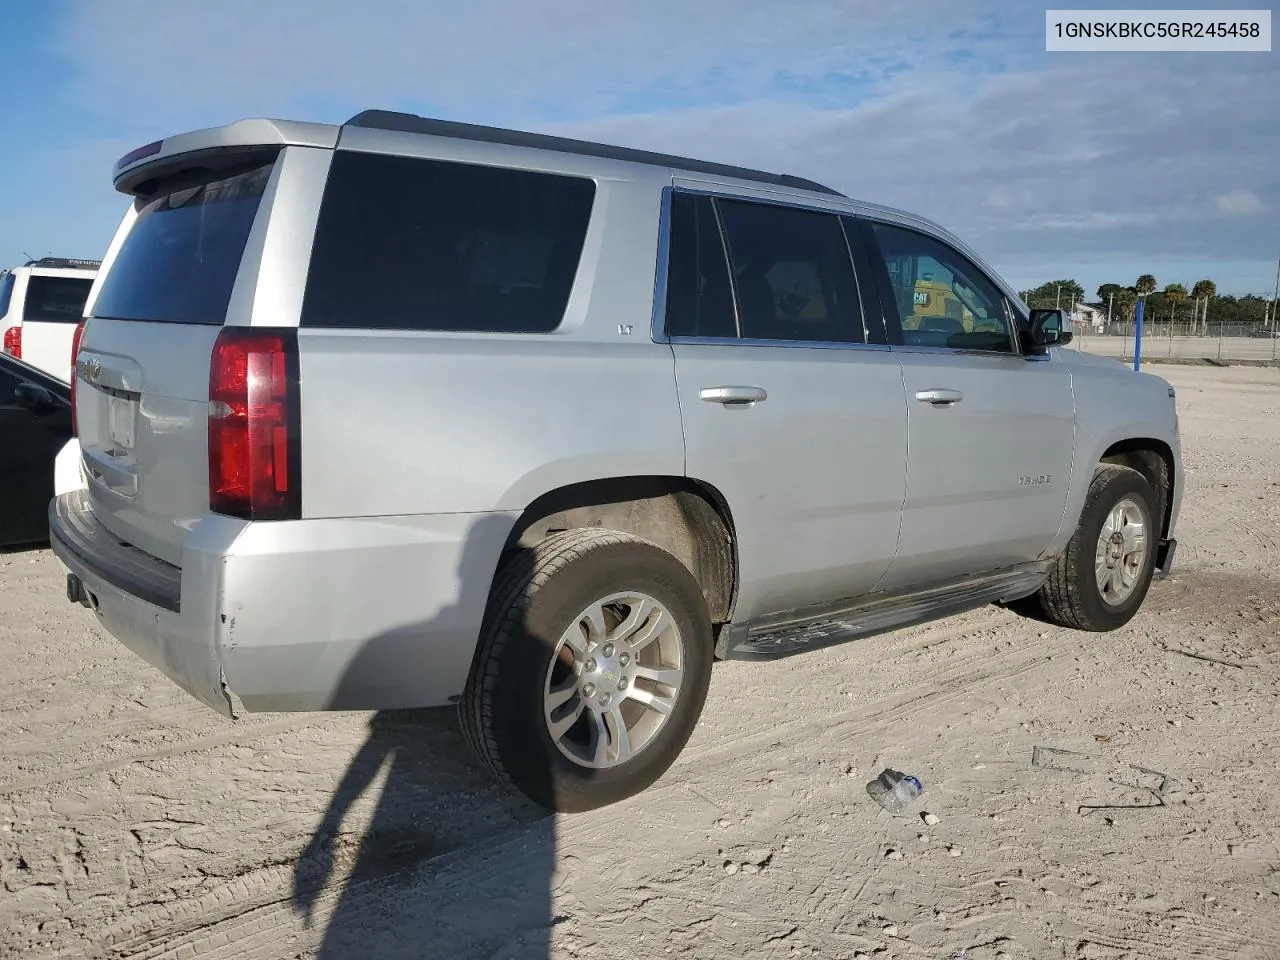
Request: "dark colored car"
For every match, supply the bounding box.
[0,351,71,547]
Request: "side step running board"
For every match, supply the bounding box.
[720,562,1053,661]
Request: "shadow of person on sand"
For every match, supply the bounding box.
[291,515,558,960]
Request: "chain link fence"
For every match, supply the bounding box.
[1070,320,1280,363]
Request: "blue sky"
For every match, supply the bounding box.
[2,0,1276,298]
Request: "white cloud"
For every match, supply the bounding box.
[42,0,1280,292]
[1216,191,1264,216]
[57,0,999,126]
[546,56,1279,273]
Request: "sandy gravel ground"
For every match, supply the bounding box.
[2,364,1278,960]
[1073,333,1279,364]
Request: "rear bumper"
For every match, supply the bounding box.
[50,492,515,715]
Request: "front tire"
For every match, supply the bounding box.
[1026,465,1159,631]
[460,529,713,812]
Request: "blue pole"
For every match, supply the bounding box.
[1133,297,1144,371]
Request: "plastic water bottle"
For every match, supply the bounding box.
[866,769,923,813]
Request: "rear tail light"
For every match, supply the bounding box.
[2,326,19,359]
[208,327,301,520]
[70,320,86,436]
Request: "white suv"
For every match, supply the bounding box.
[0,258,99,383]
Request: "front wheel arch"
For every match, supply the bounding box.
[1099,438,1175,540]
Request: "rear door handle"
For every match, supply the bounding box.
[700,386,768,405]
[914,388,963,406]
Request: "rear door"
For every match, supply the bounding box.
[21,271,95,382]
[665,189,908,622]
[859,218,1076,589]
[75,146,326,566]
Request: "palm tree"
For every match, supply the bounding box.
[1115,288,1138,324]
[1191,279,1216,335]
[1134,275,1158,327]
[1164,283,1188,328]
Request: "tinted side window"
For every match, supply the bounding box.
[868,222,1015,353]
[664,193,737,339]
[302,152,595,333]
[716,199,863,344]
[0,273,14,317]
[23,276,93,323]
[94,164,272,325]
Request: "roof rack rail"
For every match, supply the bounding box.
[24,257,102,269]
[342,110,846,198]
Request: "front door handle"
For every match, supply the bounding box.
[915,388,963,406]
[700,386,768,405]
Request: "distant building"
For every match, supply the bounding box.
[1072,302,1107,331]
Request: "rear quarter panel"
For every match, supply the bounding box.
[297,335,685,517]
[296,171,686,519]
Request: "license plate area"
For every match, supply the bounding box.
[105,391,137,457]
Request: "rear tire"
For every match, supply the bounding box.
[1023,464,1159,632]
[460,529,713,812]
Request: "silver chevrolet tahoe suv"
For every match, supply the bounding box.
[51,111,1182,812]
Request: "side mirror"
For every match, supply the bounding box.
[1022,308,1074,353]
[13,381,59,416]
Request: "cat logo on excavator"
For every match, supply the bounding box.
[910,276,972,327]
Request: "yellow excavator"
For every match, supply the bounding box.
[905,272,1007,335]
[908,272,974,328]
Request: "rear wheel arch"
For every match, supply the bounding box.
[503,476,738,625]
[461,528,715,810]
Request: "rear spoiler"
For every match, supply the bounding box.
[113,118,339,197]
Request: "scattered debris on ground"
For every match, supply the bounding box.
[2,365,1279,958]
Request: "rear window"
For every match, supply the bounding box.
[301,152,596,333]
[22,275,94,323]
[0,272,13,317]
[92,164,272,325]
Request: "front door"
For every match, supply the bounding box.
[662,189,908,622]
[0,357,72,545]
[860,219,1076,589]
